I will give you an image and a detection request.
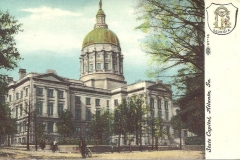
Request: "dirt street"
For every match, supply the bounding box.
[0,148,204,159]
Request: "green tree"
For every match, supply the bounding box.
[89,110,113,145]
[150,117,165,150]
[0,10,22,147]
[170,110,186,149]
[0,11,22,70]
[114,95,149,152]
[136,0,204,137]
[0,76,17,146]
[129,95,149,146]
[114,99,128,152]
[56,110,75,143]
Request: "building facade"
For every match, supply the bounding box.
[5,1,175,145]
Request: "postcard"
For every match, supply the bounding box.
[0,0,240,159]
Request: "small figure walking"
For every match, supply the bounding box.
[51,139,58,152]
[128,141,132,152]
[39,139,45,150]
[109,141,113,153]
[79,138,87,158]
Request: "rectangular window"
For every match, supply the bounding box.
[58,90,64,99]
[26,88,28,96]
[20,104,23,116]
[84,65,88,72]
[58,104,64,115]
[86,108,91,121]
[20,91,23,98]
[97,54,101,58]
[48,103,53,116]
[90,55,93,59]
[16,93,19,100]
[165,111,169,121]
[89,64,93,71]
[165,101,168,110]
[107,100,109,107]
[104,63,109,70]
[114,99,118,106]
[150,98,154,109]
[23,121,26,132]
[76,127,81,132]
[96,109,100,117]
[151,110,154,117]
[47,89,54,98]
[105,54,108,59]
[22,138,26,143]
[47,121,54,133]
[36,88,43,96]
[97,63,101,70]
[96,99,100,106]
[75,108,81,119]
[36,101,43,115]
[25,102,28,113]
[19,123,22,133]
[86,98,91,105]
[0,96,5,103]
[158,99,161,109]
[158,110,162,118]
[75,96,81,104]
[16,106,18,118]
[9,95,11,102]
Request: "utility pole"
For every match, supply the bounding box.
[34,111,38,151]
[152,118,154,150]
[26,97,31,151]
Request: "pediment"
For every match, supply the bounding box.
[34,73,67,83]
[147,83,171,92]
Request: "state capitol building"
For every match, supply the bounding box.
[5,1,177,145]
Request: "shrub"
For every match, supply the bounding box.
[185,136,204,145]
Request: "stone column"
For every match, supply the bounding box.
[43,87,48,116]
[64,90,68,110]
[86,54,89,73]
[117,52,120,74]
[103,51,105,71]
[53,122,57,133]
[54,89,58,117]
[80,57,83,76]
[121,55,124,75]
[110,52,113,73]
[94,51,96,72]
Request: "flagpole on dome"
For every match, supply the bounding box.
[99,0,102,9]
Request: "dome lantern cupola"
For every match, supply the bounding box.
[94,0,108,28]
[80,0,126,90]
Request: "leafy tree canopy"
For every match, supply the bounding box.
[135,0,204,137]
[0,10,22,70]
[56,110,75,138]
[89,110,113,145]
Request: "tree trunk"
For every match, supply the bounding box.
[124,133,127,145]
[8,134,10,147]
[139,124,142,151]
[27,111,30,151]
[118,134,121,153]
[155,137,158,150]
[135,125,138,145]
[152,120,154,150]
[179,129,182,149]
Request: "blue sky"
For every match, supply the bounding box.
[0,0,176,86]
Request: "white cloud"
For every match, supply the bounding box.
[15,7,91,55]
[21,7,81,19]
